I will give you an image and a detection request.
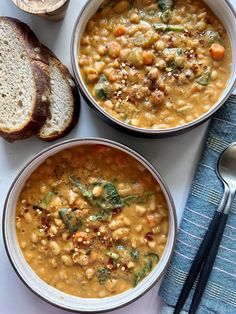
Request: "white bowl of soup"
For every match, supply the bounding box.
[71,0,236,137]
[3,138,177,312]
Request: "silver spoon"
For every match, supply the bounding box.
[174,142,236,314]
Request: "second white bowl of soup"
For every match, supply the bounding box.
[72,0,236,136]
[3,138,176,312]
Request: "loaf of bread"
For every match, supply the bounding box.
[38,47,80,141]
[0,17,80,142]
[0,17,51,141]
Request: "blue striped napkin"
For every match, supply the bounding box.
[159,94,236,314]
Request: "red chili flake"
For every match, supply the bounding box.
[184,29,192,37]
[199,39,205,46]
[168,40,174,48]
[145,232,154,241]
[205,16,212,25]
[107,258,114,270]
[66,235,71,240]
[41,216,51,233]
[173,74,179,80]
[72,207,80,212]
[93,227,99,233]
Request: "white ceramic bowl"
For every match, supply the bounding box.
[3,138,177,312]
[71,0,236,137]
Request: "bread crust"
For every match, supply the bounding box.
[0,17,51,141]
[37,47,80,141]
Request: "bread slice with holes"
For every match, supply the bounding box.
[0,17,50,141]
[37,47,80,141]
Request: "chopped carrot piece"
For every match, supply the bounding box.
[115,154,127,168]
[210,43,225,61]
[147,215,157,227]
[114,25,126,37]
[73,231,89,244]
[94,145,108,153]
[143,51,155,65]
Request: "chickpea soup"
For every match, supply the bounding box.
[15,145,169,298]
[79,0,232,129]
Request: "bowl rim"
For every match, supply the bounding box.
[71,0,236,136]
[11,0,68,14]
[2,137,177,313]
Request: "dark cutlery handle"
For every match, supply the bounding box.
[189,213,228,314]
[174,211,224,314]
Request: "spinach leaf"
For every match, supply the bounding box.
[122,191,155,206]
[196,69,212,86]
[133,252,159,286]
[133,259,153,286]
[59,208,82,234]
[69,177,122,211]
[95,75,109,100]
[122,195,139,206]
[69,176,93,201]
[157,0,174,12]
[131,248,140,261]
[89,211,111,222]
[157,0,175,23]
[153,23,185,32]
[101,182,123,209]
[205,30,221,46]
[97,268,111,285]
[41,191,54,208]
[146,252,159,263]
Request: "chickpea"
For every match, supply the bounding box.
[127,261,135,269]
[92,185,103,197]
[40,185,47,193]
[113,1,129,13]
[112,227,130,240]
[147,68,159,80]
[135,224,143,232]
[50,258,58,268]
[211,70,218,80]
[86,268,95,280]
[61,255,73,267]
[24,212,32,223]
[31,233,38,244]
[86,67,99,81]
[130,13,140,24]
[196,21,207,31]
[148,195,156,211]
[49,224,58,236]
[154,40,166,51]
[98,44,108,56]
[73,253,89,266]
[161,220,169,235]
[135,205,146,216]
[94,61,105,74]
[148,240,156,248]
[49,241,61,256]
[123,217,131,226]
[153,226,161,234]
[158,234,167,244]
[107,42,121,58]
[20,241,27,249]
[109,219,124,230]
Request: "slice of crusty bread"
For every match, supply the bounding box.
[0,17,51,141]
[37,47,80,141]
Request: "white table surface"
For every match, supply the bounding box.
[0,0,235,313]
